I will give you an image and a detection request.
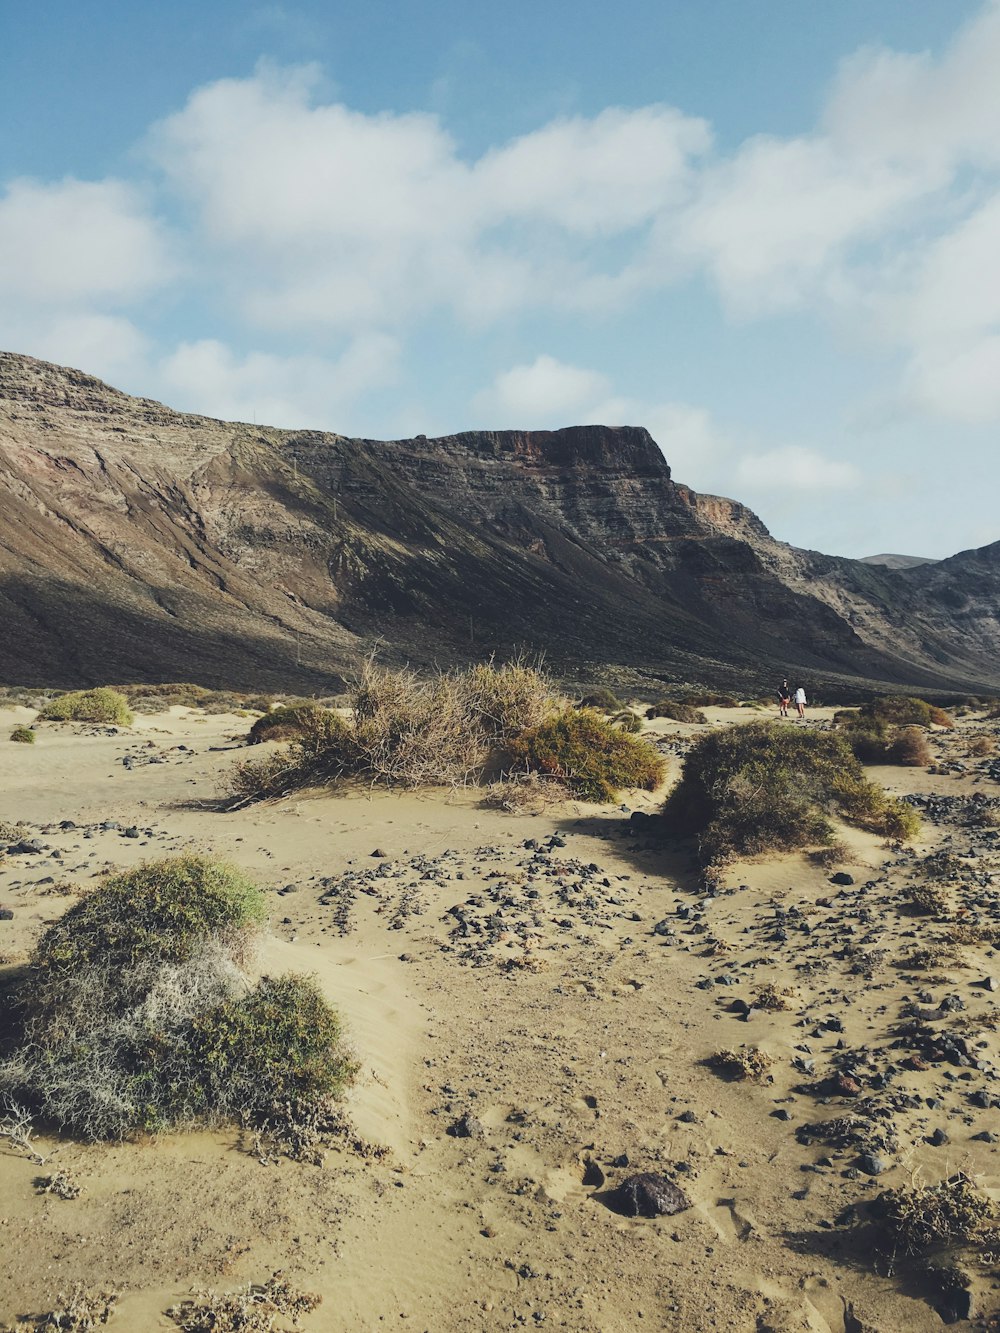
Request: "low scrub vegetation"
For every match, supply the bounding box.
[167,1275,320,1332]
[508,707,665,802]
[0,856,355,1141]
[116,682,278,714]
[681,692,739,709]
[663,721,919,867]
[833,695,949,765]
[708,1047,774,1081]
[577,687,623,713]
[645,701,707,724]
[611,709,643,733]
[9,726,34,744]
[870,1174,1000,1258]
[39,687,133,726]
[229,660,665,806]
[249,701,330,744]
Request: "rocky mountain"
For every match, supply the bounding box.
[0,350,997,698]
[858,553,935,570]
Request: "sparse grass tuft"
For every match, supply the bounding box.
[39,688,133,726]
[611,709,643,733]
[968,736,994,757]
[681,692,739,708]
[9,726,35,744]
[480,770,574,813]
[6,1283,118,1330]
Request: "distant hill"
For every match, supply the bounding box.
[859,553,936,570]
[1,350,998,698]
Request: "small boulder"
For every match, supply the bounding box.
[447,1112,486,1140]
[611,1172,691,1218]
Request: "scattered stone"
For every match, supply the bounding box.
[447,1113,486,1140]
[611,1172,691,1218]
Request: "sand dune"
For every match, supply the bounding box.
[1,703,998,1330]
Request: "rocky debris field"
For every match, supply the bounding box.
[3,707,1000,1330]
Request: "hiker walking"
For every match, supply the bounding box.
[777,679,791,718]
[794,685,807,719]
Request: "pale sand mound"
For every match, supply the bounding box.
[1,704,998,1330]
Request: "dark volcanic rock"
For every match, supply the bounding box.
[611,1172,691,1218]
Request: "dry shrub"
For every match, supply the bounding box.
[39,688,132,726]
[871,1175,1000,1257]
[904,883,949,917]
[752,983,792,1011]
[9,726,35,744]
[708,1047,773,1081]
[807,842,851,868]
[351,660,487,786]
[7,1284,118,1330]
[889,726,932,767]
[465,656,562,741]
[36,1169,82,1200]
[506,707,666,802]
[968,736,995,757]
[681,692,739,708]
[481,770,574,814]
[167,1275,320,1333]
[611,709,643,733]
[228,657,560,802]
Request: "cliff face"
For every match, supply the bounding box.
[0,350,996,695]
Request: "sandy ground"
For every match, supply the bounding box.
[1,702,999,1331]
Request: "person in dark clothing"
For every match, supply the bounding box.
[777,680,791,718]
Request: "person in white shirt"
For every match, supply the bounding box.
[794,686,806,719]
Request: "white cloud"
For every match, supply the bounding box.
[148,65,708,330]
[157,333,399,429]
[736,446,860,493]
[475,355,610,424]
[0,178,171,307]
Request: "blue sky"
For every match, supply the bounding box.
[2,0,997,558]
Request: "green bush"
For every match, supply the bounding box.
[578,687,623,713]
[29,856,266,1006]
[866,696,953,729]
[39,687,133,726]
[835,698,947,764]
[612,709,644,733]
[645,701,707,724]
[506,707,666,802]
[0,857,354,1141]
[191,974,355,1119]
[662,720,918,866]
[9,726,34,744]
[249,701,330,744]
